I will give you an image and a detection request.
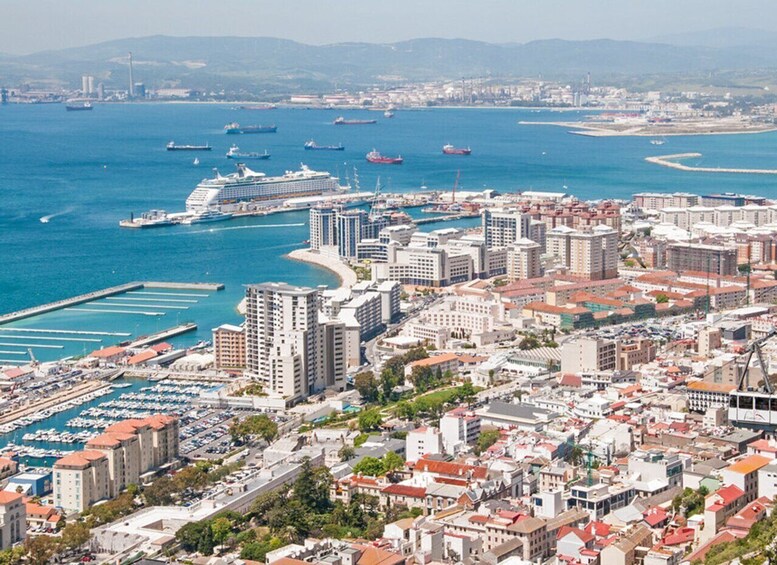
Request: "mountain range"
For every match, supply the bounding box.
[3,29,777,94]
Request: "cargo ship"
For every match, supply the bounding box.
[334,117,377,125]
[167,141,212,151]
[224,122,277,134]
[226,145,271,160]
[65,101,92,111]
[240,104,277,110]
[304,140,345,151]
[185,163,347,212]
[442,144,472,155]
[366,150,403,165]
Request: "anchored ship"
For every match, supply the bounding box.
[442,144,471,155]
[185,163,347,212]
[167,141,212,151]
[366,150,403,165]
[334,116,377,125]
[226,145,270,160]
[65,100,92,111]
[304,140,345,151]
[224,122,277,134]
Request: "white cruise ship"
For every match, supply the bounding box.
[185,163,347,212]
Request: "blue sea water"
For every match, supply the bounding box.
[2,104,777,356]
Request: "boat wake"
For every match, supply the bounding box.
[40,207,74,223]
[184,222,305,235]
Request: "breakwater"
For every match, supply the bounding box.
[645,153,777,175]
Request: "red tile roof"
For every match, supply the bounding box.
[0,491,23,505]
[381,484,426,498]
[412,458,488,480]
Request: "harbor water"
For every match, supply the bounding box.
[2,104,777,353]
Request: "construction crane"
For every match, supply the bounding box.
[736,329,777,393]
[27,348,38,368]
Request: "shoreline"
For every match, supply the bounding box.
[520,120,777,137]
[286,248,358,290]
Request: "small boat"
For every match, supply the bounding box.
[650,139,666,146]
[442,144,471,155]
[224,122,277,134]
[226,144,270,160]
[384,110,394,118]
[181,210,233,225]
[66,101,92,111]
[167,141,212,151]
[193,158,200,165]
[366,149,403,165]
[334,116,377,125]
[304,140,345,151]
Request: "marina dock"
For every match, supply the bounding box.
[645,153,777,175]
[128,322,198,348]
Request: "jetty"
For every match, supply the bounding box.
[0,281,224,325]
[287,249,358,289]
[645,153,777,175]
[128,322,198,348]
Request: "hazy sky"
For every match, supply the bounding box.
[2,0,776,54]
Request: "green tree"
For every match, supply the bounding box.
[211,516,233,547]
[395,400,416,420]
[382,451,405,474]
[0,547,25,565]
[292,458,331,513]
[655,293,669,304]
[230,414,278,444]
[458,381,476,403]
[60,521,91,551]
[354,371,379,402]
[339,445,356,461]
[358,409,383,432]
[25,536,60,565]
[143,475,176,506]
[352,456,385,476]
[475,429,501,455]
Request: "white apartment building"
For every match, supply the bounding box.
[53,450,110,513]
[309,205,338,250]
[546,225,618,281]
[482,208,531,249]
[406,427,444,463]
[440,409,482,454]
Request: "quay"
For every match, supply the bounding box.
[128,322,198,348]
[0,281,224,326]
[415,212,479,225]
[0,379,112,426]
[645,153,777,175]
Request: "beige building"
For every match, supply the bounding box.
[547,225,618,281]
[506,239,542,280]
[54,415,179,513]
[212,323,246,370]
[561,337,619,374]
[618,339,655,370]
[0,492,25,550]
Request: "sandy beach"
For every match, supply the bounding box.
[287,248,358,289]
[520,120,777,137]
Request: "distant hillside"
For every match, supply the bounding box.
[2,35,777,93]
[649,27,777,49]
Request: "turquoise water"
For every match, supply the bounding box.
[2,104,777,355]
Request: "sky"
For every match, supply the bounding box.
[2,0,777,54]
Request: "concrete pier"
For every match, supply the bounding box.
[0,281,224,325]
[645,153,777,175]
[0,282,144,325]
[129,322,198,348]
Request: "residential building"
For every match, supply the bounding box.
[667,243,738,276]
[483,208,531,248]
[0,492,25,550]
[309,205,338,250]
[720,455,771,503]
[686,381,736,412]
[547,225,619,280]
[440,408,481,454]
[506,238,542,280]
[53,450,110,513]
[212,323,246,370]
[561,337,619,374]
[406,427,443,463]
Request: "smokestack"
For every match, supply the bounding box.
[128,52,134,98]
